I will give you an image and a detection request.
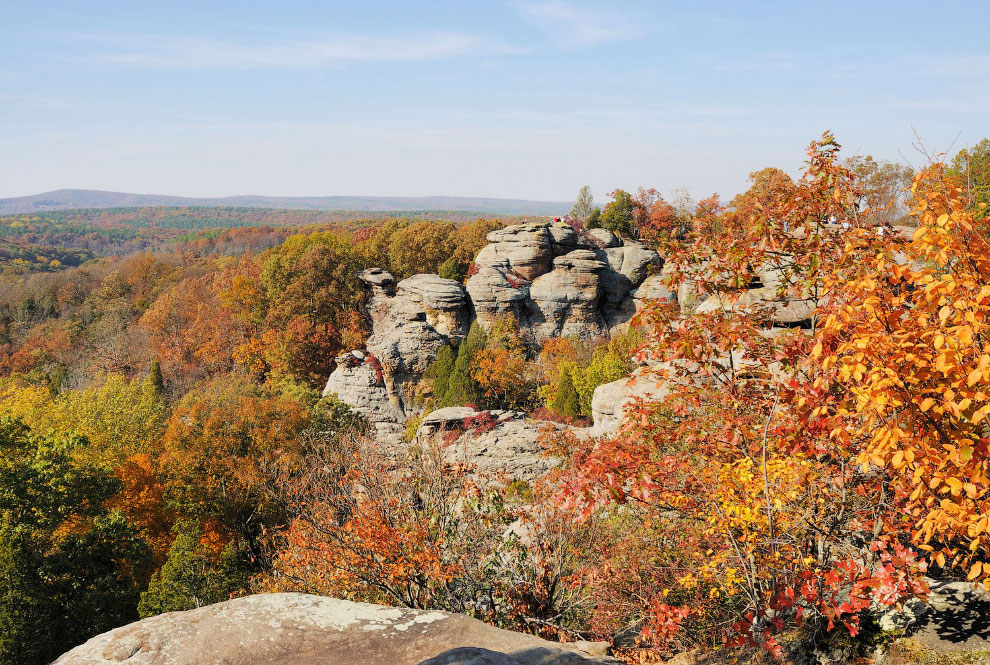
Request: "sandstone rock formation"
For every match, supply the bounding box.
[416,406,577,480]
[528,249,608,340]
[324,270,469,422]
[590,369,669,437]
[54,593,613,665]
[466,221,662,342]
[327,221,668,432]
[323,351,402,424]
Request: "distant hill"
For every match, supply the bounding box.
[0,189,572,216]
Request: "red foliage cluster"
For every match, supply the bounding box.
[363,351,384,385]
[461,410,498,434]
[529,406,591,427]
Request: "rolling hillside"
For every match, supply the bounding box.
[0,189,572,216]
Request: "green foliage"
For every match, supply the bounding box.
[311,393,368,434]
[539,335,636,418]
[586,206,602,229]
[0,418,150,665]
[441,322,486,407]
[598,189,639,237]
[0,516,43,665]
[0,418,116,529]
[549,368,582,418]
[572,345,631,415]
[948,138,990,222]
[438,256,469,282]
[139,521,250,618]
[426,344,456,402]
[149,358,166,395]
[403,414,424,443]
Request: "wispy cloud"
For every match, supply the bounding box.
[71,32,525,70]
[515,1,640,46]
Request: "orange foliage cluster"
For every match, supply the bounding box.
[559,134,990,657]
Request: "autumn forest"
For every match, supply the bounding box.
[1,135,989,664]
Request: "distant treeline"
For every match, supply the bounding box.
[0,207,537,264]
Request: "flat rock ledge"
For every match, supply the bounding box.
[55,593,613,665]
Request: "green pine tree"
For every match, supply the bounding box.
[426,344,456,402]
[441,321,486,407]
[437,257,469,283]
[549,368,581,419]
[148,358,166,395]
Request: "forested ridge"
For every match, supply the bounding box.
[2,135,990,664]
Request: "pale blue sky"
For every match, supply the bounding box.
[2,1,988,202]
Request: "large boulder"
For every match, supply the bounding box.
[529,250,608,340]
[591,369,669,437]
[475,223,555,281]
[465,264,532,332]
[467,221,662,340]
[600,241,661,307]
[54,593,612,665]
[694,288,815,326]
[416,407,576,480]
[323,352,403,423]
[395,274,472,339]
[878,580,990,655]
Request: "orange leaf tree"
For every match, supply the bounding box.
[562,133,969,657]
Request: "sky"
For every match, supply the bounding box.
[2,0,989,203]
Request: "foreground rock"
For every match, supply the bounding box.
[55,593,612,665]
[878,580,990,656]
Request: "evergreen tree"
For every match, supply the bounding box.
[149,358,166,395]
[586,206,602,229]
[437,257,469,283]
[441,321,486,407]
[549,369,581,419]
[426,344,456,402]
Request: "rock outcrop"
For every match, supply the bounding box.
[590,369,669,437]
[466,221,661,342]
[324,270,469,422]
[54,593,612,665]
[327,221,668,432]
[416,406,578,480]
[323,351,402,424]
[878,580,990,655]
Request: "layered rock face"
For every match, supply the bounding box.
[467,221,660,341]
[54,593,612,665]
[324,270,470,422]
